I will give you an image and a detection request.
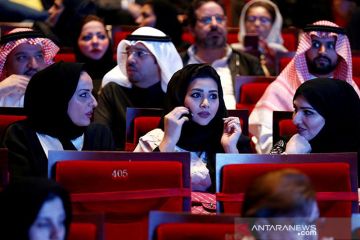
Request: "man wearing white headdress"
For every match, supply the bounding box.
[95,26,183,150]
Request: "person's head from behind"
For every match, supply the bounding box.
[116,27,182,91]
[0,28,59,80]
[292,78,360,152]
[188,0,227,49]
[242,168,319,220]
[303,21,346,78]
[165,64,226,126]
[77,15,110,61]
[25,62,97,137]
[243,0,275,40]
[0,178,71,240]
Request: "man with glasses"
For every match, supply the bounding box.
[95,26,183,150]
[0,28,59,107]
[182,0,264,110]
[249,20,360,154]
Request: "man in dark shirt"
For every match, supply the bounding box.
[94,27,183,149]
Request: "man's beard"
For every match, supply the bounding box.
[306,55,338,76]
[196,29,226,49]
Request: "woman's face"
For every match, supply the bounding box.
[184,77,219,126]
[136,4,156,27]
[67,71,97,126]
[77,20,109,60]
[28,196,66,240]
[245,6,273,40]
[292,95,325,141]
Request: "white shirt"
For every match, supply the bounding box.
[36,133,84,158]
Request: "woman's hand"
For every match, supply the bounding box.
[285,133,312,154]
[159,106,190,152]
[221,117,242,153]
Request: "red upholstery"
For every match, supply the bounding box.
[220,163,352,217]
[352,56,360,77]
[0,115,26,137]
[354,76,360,88]
[236,82,269,113]
[279,55,293,72]
[113,30,132,48]
[157,223,236,240]
[279,119,297,137]
[133,116,161,145]
[281,32,298,51]
[55,158,190,240]
[148,211,251,240]
[69,223,98,240]
[54,53,76,62]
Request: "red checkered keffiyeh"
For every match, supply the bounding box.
[0,28,59,80]
[249,20,360,153]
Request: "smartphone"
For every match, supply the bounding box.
[181,109,192,121]
[244,34,259,50]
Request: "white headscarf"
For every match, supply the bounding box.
[238,0,284,46]
[101,27,183,92]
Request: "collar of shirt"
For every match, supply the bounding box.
[187,45,232,67]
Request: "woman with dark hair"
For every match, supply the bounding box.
[75,15,115,95]
[271,78,360,154]
[1,62,114,179]
[233,0,287,75]
[135,64,251,192]
[135,0,188,51]
[0,178,72,240]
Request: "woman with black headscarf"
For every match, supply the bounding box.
[0,177,72,240]
[271,78,360,154]
[135,64,251,192]
[1,61,115,179]
[74,15,115,95]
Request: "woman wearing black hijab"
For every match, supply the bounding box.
[74,15,115,95]
[1,61,114,179]
[135,64,251,192]
[271,78,360,154]
[0,178,72,240]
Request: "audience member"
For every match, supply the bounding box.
[233,0,287,75]
[135,64,251,192]
[271,78,360,154]
[249,20,360,153]
[75,15,115,95]
[35,0,97,47]
[0,28,59,107]
[1,62,115,179]
[0,177,72,240]
[182,0,264,110]
[136,0,187,51]
[95,27,183,150]
[242,169,319,239]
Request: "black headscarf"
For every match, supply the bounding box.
[74,15,115,84]
[24,61,86,148]
[162,63,227,153]
[294,78,360,153]
[0,177,72,240]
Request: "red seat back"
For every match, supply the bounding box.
[352,56,360,77]
[133,116,161,145]
[54,53,76,62]
[0,107,26,138]
[216,153,358,218]
[148,211,250,240]
[273,111,295,144]
[69,213,104,240]
[51,151,191,240]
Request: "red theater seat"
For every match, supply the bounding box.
[281,27,300,51]
[54,53,76,62]
[272,111,297,144]
[0,107,26,138]
[50,151,191,240]
[125,107,163,151]
[236,82,270,113]
[148,211,250,240]
[216,153,358,217]
[69,213,104,240]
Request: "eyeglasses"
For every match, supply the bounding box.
[197,15,226,25]
[245,15,272,24]
[121,49,152,59]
